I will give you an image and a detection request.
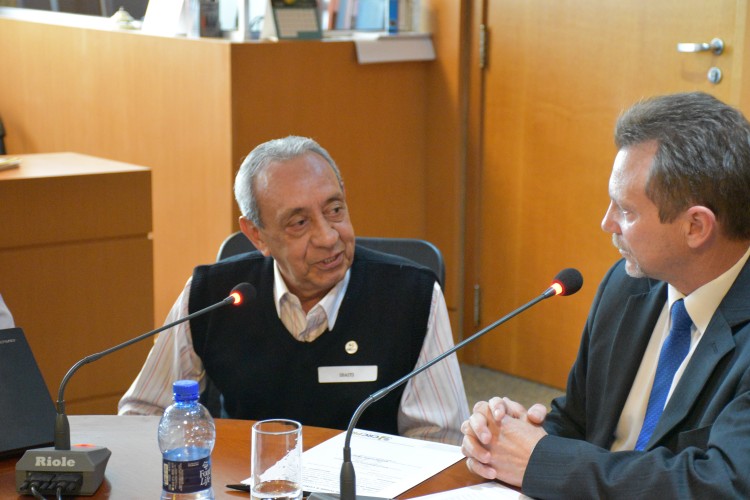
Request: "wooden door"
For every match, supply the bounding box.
[463,0,748,388]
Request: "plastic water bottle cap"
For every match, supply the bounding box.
[172,380,200,402]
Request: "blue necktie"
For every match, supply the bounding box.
[634,299,693,451]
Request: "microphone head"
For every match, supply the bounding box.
[550,268,584,296]
[229,282,256,306]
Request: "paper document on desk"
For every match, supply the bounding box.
[300,429,464,498]
[410,481,530,499]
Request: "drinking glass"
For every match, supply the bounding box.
[251,419,303,500]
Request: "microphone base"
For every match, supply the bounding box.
[308,494,391,500]
[15,445,111,496]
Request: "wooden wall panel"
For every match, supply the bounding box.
[0,13,443,337]
[228,41,429,241]
[464,0,750,388]
[0,238,154,414]
[0,17,235,325]
[421,0,467,341]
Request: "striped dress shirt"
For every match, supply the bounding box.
[118,264,469,444]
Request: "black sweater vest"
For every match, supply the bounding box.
[188,246,436,434]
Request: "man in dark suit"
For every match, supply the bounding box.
[461,92,750,497]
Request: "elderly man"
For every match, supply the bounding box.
[120,136,468,444]
[462,92,750,496]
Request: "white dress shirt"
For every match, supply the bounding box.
[0,294,14,329]
[611,245,750,451]
[119,263,469,444]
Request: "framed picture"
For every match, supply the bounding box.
[269,0,322,39]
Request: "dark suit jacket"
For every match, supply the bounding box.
[523,258,750,498]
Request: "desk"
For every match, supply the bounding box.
[0,416,484,498]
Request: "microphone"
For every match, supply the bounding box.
[309,268,583,500]
[16,282,255,497]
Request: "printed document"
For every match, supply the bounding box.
[299,429,464,498]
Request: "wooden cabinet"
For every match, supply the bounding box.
[0,153,153,414]
[0,12,436,328]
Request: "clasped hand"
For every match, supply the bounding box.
[460,396,548,487]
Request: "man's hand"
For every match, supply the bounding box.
[502,397,548,425]
[460,396,549,487]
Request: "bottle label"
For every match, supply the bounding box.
[162,456,212,494]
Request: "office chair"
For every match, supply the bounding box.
[217,231,446,287]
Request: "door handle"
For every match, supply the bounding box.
[676,38,724,55]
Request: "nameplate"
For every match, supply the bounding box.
[318,365,378,383]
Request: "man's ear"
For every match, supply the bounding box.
[683,205,717,249]
[239,216,271,256]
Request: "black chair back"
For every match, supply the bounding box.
[216,231,445,287]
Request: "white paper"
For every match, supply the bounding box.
[294,429,463,497]
[409,481,530,499]
[141,0,188,35]
[354,34,435,64]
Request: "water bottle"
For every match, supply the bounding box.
[158,380,216,500]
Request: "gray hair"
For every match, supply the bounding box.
[234,136,343,227]
[615,92,750,240]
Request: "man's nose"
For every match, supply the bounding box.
[310,216,338,247]
[601,202,619,234]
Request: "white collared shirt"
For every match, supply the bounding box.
[118,264,469,444]
[0,294,14,329]
[611,245,750,451]
[273,261,349,342]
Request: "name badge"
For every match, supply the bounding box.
[318,365,378,383]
